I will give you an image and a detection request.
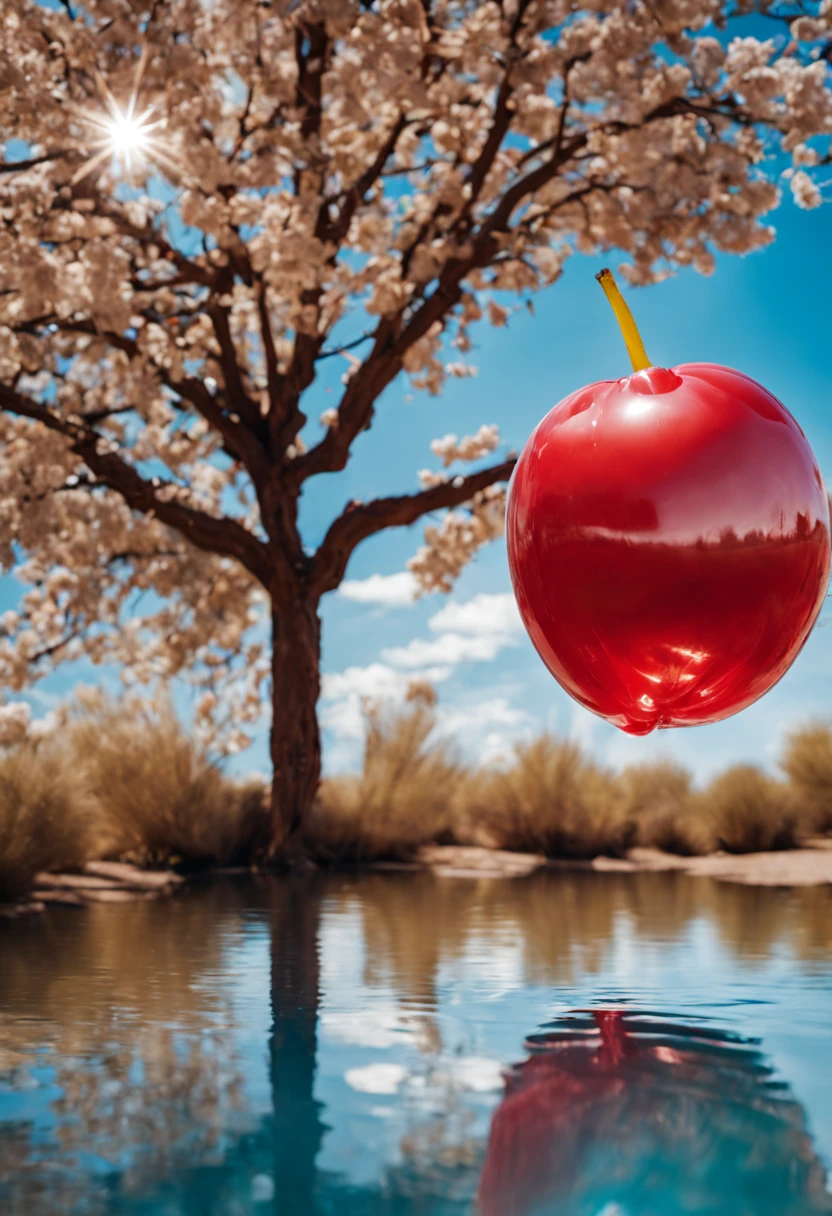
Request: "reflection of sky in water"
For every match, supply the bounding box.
[1,872,832,1213]
[313,896,832,1199]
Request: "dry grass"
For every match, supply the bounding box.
[305,700,464,864]
[457,737,633,859]
[0,693,267,900]
[63,694,268,868]
[4,694,832,901]
[618,762,710,856]
[781,722,832,832]
[0,741,104,901]
[699,765,800,854]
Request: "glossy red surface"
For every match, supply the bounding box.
[507,363,831,734]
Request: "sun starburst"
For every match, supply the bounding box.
[71,46,178,186]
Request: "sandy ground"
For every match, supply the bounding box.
[417,840,832,887]
[5,841,832,916]
[0,861,184,917]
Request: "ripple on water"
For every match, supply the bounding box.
[0,870,831,1215]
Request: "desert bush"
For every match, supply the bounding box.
[781,723,832,833]
[618,762,711,855]
[702,765,799,854]
[459,736,632,859]
[3,683,827,904]
[306,698,463,864]
[63,692,267,868]
[0,741,103,902]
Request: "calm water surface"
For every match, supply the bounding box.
[1,870,832,1215]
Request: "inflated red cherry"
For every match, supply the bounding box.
[506,269,831,735]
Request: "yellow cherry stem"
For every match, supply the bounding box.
[595,267,652,373]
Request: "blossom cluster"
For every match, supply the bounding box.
[408,487,508,594]
[430,425,501,468]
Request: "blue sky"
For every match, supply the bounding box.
[313,192,832,783]
[4,190,832,783]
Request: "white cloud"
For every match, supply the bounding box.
[381,592,525,670]
[438,697,533,766]
[478,730,521,768]
[439,696,531,737]
[382,631,508,668]
[428,593,522,638]
[320,661,452,769]
[321,593,533,770]
[322,662,407,708]
[321,664,406,745]
[339,571,418,607]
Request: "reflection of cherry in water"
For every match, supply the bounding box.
[478,1010,832,1216]
[506,270,831,736]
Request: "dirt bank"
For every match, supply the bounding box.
[417,840,832,886]
[4,840,832,917]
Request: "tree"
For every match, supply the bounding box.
[0,0,830,854]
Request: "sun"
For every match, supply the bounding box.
[106,110,153,159]
[71,47,178,186]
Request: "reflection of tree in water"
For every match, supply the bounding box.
[267,876,326,1209]
[333,869,832,1000]
[2,873,832,1214]
[479,1010,832,1216]
[0,886,254,1215]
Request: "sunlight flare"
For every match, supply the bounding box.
[71,46,176,185]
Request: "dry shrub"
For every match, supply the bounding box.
[619,762,711,855]
[0,741,103,901]
[64,693,267,868]
[702,765,799,854]
[306,699,463,864]
[781,723,832,833]
[460,736,632,859]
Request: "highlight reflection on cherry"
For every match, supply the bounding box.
[478,1010,832,1216]
[506,272,831,734]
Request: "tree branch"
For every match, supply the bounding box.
[293,93,725,485]
[256,283,284,412]
[0,383,271,586]
[76,198,216,288]
[271,112,410,455]
[14,315,269,484]
[207,300,269,442]
[29,627,81,667]
[295,20,329,144]
[1,152,68,174]
[317,332,374,360]
[311,456,516,595]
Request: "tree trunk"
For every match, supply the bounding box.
[268,583,322,858]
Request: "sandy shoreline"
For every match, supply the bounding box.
[416,840,832,886]
[4,839,832,917]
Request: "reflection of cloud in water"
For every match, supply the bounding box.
[322,1008,417,1050]
[346,1063,408,1094]
[346,1056,504,1098]
[479,1009,832,1216]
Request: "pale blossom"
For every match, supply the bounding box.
[430,426,501,468]
[791,170,823,209]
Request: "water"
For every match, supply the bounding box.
[1,869,831,1215]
